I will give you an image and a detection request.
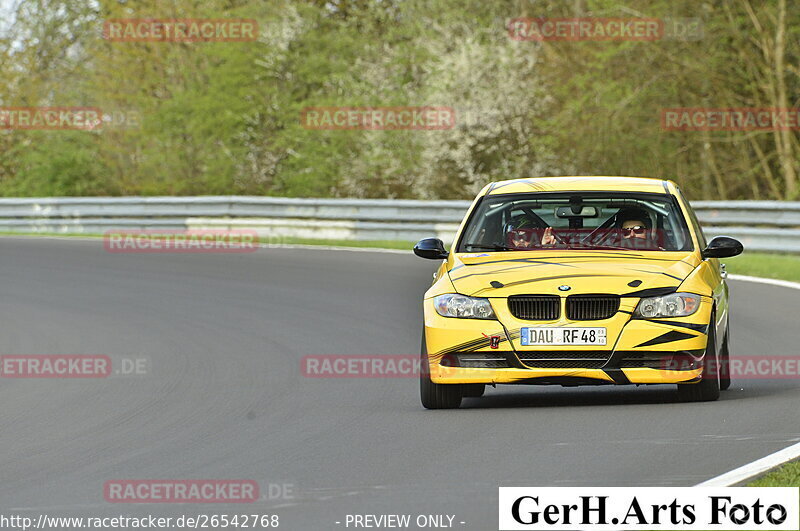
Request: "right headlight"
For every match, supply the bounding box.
[633,292,701,318]
[433,294,496,320]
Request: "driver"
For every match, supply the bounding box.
[509,229,534,249]
[614,207,659,249]
[539,207,659,248]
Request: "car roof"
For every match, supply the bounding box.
[485,176,674,196]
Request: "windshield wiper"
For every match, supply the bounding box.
[462,243,517,251]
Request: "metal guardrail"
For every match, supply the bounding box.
[693,201,800,253]
[0,196,797,253]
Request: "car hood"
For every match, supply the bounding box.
[447,251,700,298]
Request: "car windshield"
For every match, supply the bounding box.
[458,192,693,252]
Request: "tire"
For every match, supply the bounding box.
[462,384,485,398]
[420,334,462,409]
[719,327,731,391]
[677,314,721,402]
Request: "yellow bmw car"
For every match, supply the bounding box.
[414,176,743,408]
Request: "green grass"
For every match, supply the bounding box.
[0,231,106,239]
[724,252,800,283]
[0,231,415,251]
[748,460,800,486]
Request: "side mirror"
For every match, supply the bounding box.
[702,236,743,259]
[413,238,449,260]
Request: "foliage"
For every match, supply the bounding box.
[0,0,797,199]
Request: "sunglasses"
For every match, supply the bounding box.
[621,226,647,235]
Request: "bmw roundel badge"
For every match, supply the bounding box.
[558,285,571,292]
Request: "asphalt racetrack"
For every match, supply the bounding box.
[0,238,798,530]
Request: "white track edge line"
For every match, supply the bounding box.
[727,273,800,291]
[696,275,800,486]
[695,441,800,486]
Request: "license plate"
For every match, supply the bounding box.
[520,327,607,346]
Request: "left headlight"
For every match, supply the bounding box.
[433,294,496,319]
[634,292,701,319]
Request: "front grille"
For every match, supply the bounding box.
[618,351,702,370]
[566,295,620,321]
[616,353,668,369]
[517,350,611,369]
[508,295,560,321]
[444,353,510,369]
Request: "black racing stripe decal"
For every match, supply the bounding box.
[467,256,581,266]
[452,253,670,269]
[489,180,515,190]
[645,320,709,333]
[589,254,697,262]
[501,328,528,369]
[435,335,494,356]
[434,327,519,356]
[463,254,692,265]
[490,179,549,192]
[609,255,693,262]
[470,273,619,296]
[524,181,549,191]
[603,368,630,384]
[626,268,686,282]
[449,260,578,281]
[448,257,575,274]
[622,286,678,298]
[450,253,696,275]
[499,273,615,288]
[634,330,698,348]
[450,261,683,285]
[491,327,531,370]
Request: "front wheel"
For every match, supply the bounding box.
[677,314,721,402]
[420,334,462,409]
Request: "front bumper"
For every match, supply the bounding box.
[424,296,712,385]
